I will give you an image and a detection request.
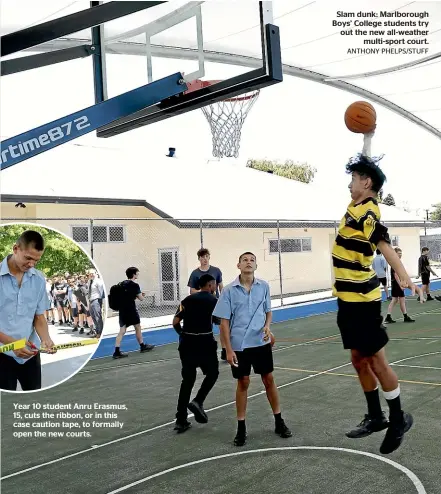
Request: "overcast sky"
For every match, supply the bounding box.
[1,0,440,216]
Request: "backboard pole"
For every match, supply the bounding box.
[91,1,108,104]
[260,1,274,71]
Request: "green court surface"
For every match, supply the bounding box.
[1,292,440,494]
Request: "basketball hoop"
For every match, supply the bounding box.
[185,80,260,158]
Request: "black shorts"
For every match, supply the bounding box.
[232,343,274,379]
[72,307,79,317]
[337,299,389,357]
[179,338,219,375]
[0,353,42,391]
[391,283,405,298]
[119,310,140,328]
[55,298,68,308]
[379,277,387,286]
[421,273,430,286]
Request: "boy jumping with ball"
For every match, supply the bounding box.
[332,129,423,454]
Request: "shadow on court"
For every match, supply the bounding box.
[1,292,440,494]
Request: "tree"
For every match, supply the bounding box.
[430,203,441,220]
[0,225,93,277]
[383,193,396,206]
[246,159,316,184]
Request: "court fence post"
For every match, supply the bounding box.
[334,220,338,237]
[277,220,284,306]
[200,219,204,248]
[90,218,94,259]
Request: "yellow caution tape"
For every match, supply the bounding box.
[0,338,98,354]
[41,339,99,352]
[0,338,27,353]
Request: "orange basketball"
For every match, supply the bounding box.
[344,101,376,134]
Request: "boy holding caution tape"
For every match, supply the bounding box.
[0,230,56,391]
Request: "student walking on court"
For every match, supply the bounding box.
[372,249,391,300]
[418,247,438,301]
[113,267,155,359]
[0,230,55,391]
[332,132,423,454]
[172,274,220,433]
[213,252,291,446]
[188,248,227,360]
[385,248,415,324]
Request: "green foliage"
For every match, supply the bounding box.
[246,159,316,184]
[430,203,441,220]
[383,193,396,206]
[0,224,93,277]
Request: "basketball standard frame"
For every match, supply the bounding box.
[95,2,283,138]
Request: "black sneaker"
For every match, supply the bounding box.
[113,352,128,359]
[174,420,191,434]
[385,315,396,324]
[275,419,292,438]
[79,328,84,334]
[346,413,389,438]
[380,412,413,454]
[140,343,155,353]
[404,316,415,323]
[427,295,434,301]
[72,326,78,332]
[234,430,247,446]
[435,296,441,302]
[188,400,208,423]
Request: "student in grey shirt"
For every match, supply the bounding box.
[373,249,390,300]
[188,248,226,360]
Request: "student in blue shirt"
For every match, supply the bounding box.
[213,252,292,446]
[0,230,55,391]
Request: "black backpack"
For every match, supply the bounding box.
[108,282,126,311]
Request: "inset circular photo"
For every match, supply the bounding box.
[0,223,106,392]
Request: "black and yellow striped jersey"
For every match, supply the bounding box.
[332,197,390,302]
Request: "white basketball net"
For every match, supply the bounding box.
[201,90,260,158]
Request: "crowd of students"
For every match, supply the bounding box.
[45,269,105,338]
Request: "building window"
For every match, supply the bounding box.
[71,226,89,243]
[71,225,126,244]
[269,237,312,254]
[391,235,399,247]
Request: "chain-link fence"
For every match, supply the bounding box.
[1,217,438,325]
[421,220,441,265]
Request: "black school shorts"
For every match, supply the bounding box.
[179,338,219,375]
[232,343,274,379]
[391,283,405,298]
[421,273,430,286]
[378,277,387,287]
[119,310,141,329]
[337,299,389,357]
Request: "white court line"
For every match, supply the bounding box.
[79,357,181,374]
[393,364,441,371]
[80,334,341,374]
[391,351,441,365]
[105,447,426,494]
[3,333,439,479]
[0,360,350,481]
